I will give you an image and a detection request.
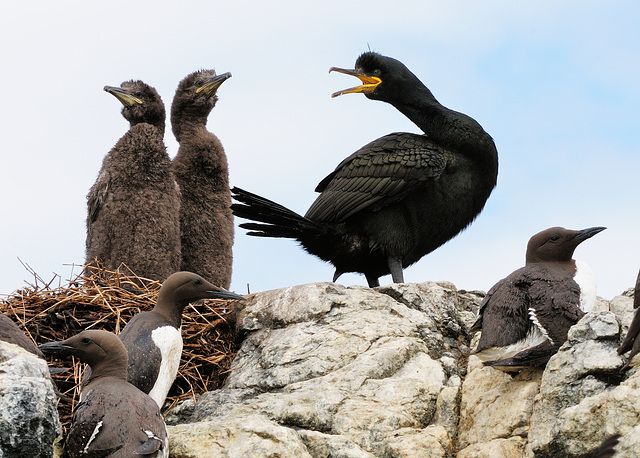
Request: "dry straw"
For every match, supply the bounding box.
[0,264,240,431]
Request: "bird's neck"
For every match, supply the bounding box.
[153,295,186,328]
[86,361,128,384]
[526,258,577,275]
[171,113,209,142]
[392,87,498,166]
[130,118,165,136]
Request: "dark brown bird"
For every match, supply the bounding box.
[232,52,498,287]
[0,312,44,358]
[117,271,244,408]
[171,70,234,288]
[86,80,181,283]
[472,226,605,370]
[617,268,640,365]
[39,330,168,457]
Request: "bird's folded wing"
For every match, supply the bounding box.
[87,169,110,224]
[305,133,447,222]
[525,273,583,346]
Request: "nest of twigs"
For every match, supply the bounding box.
[0,264,241,433]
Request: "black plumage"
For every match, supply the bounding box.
[171,70,234,288]
[39,330,168,457]
[232,52,498,287]
[472,226,605,370]
[617,268,640,365]
[86,80,181,283]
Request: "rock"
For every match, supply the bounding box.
[457,436,527,457]
[163,284,640,457]
[458,358,541,449]
[526,312,625,457]
[167,281,483,457]
[0,341,60,458]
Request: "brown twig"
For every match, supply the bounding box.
[0,264,239,433]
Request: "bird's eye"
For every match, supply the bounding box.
[195,79,203,87]
[372,69,382,77]
[82,338,91,344]
[193,279,202,286]
[549,236,560,242]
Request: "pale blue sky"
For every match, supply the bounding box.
[1,1,638,300]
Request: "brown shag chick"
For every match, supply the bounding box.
[171,70,234,288]
[232,52,498,287]
[39,330,168,457]
[86,80,181,283]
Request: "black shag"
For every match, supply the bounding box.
[86,81,181,283]
[171,70,234,288]
[232,52,498,287]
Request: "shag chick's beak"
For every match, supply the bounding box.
[574,226,607,242]
[329,67,382,98]
[196,72,232,97]
[38,341,76,355]
[104,85,143,106]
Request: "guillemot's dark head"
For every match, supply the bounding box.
[157,271,244,310]
[39,329,128,381]
[525,226,606,264]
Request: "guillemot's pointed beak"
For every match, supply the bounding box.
[209,289,245,301]
[196,72,232,97]
[329,67,381,98]
[574,226,606,242]
[104,85,144,106]
[38,341,76,355]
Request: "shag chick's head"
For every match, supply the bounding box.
[525,226,606,264]
[104,80,165,128]
[171,69,231,120]
[330,52,423,102]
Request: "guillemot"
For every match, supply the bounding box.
[39,329,168,457]
[472,226,605,370]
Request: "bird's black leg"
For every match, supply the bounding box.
[387,256,404,284]
[365,273,380,288]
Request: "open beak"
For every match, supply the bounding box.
[104,86,143,106]
[196,72,232,97]
[329,67,382,98]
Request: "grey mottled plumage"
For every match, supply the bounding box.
[86,81,180,282]
[232,52,498,287]
[472,226,605,370]
[39,330,168,457]
[171,70,234,288]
